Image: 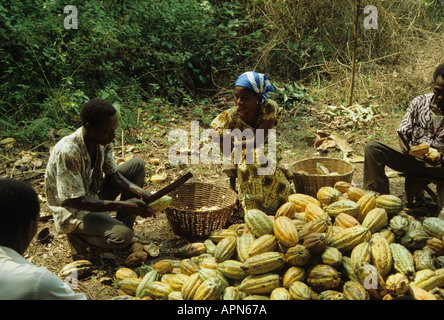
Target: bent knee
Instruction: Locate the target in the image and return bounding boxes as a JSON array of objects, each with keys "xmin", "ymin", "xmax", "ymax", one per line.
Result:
[
  {"xmin": 107, "ymin": 224, "xmax": 134, "ymax": 249},
  {"xmin": 364, "ymin": 141, "xmax": 384, "ymax": 155},
  {"xmin": 132, "ymin": 157, "xmax": 146, "ymax": 171}
]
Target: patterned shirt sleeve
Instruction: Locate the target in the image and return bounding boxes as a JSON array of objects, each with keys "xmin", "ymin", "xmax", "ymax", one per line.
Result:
[
  {"xmin": 211, "ymin": 109, "xmax": 235, "ymax": 136},
  {"xmin": 397, "ymin": 100, "xmax": 415, "ymax": 139},
  {"xmin": 54, "ymin": 146, "xmax": 86, "ymax": 202},
  {"xmin": 397, "ymin": 94, "xmax": 435, "ymax": 146},
  {"xmin": 103, "ymin": 144, "xmax": 118, "ymax": 175}
]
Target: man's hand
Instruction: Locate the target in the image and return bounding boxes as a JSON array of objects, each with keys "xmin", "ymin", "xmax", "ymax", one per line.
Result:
[
  {"xmin": 120, "ymin": 198, "xmax": 156, "ymax": 218},
  {"xmin": 398, "ymin": 135, "xmax": 411, "ymax": 156},
  {"xmin": 424, "ymin": 148, "xmax": 443, "ymax": 166}
]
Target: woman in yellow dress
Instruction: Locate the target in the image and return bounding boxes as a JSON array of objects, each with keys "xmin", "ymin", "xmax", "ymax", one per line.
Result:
[{"xmin": 210, "ymin": 71, "xmax": 293, "ymax": 215}]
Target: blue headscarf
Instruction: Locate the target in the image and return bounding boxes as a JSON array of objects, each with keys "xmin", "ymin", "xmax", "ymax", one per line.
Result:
[{"xmin": 234, "ymin": 71, "xmax": 274, "ymax": 103}]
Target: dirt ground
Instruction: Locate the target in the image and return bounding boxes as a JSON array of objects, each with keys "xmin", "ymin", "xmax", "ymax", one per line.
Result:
[{"xmin": 2, "ymin": 99, "xmax": 409, "ymax": 300}]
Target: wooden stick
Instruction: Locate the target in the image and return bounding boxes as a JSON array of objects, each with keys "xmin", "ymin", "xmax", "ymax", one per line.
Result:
[
  {"xmin": 121, "ymin": 129, "xmax": 125, "ymax": 160},
  {"xmin": 348, "ymin": 0, "xmax": 361, "ymax": 106}
]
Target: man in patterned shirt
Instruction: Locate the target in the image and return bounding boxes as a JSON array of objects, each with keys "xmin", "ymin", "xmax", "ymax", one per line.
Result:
[
  {"xmin": 45, "ymin": 99, "xmax": 154, "ymax": 259},
  {"xmin": 363, "ymin": 63, "xmax": 444, "ymax": 208}
]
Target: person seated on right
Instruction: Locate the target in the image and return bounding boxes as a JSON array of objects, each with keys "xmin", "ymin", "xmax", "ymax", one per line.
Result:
[{"xmin": 363, "ymin": 63, "xmax": 444, "ymax": 210}]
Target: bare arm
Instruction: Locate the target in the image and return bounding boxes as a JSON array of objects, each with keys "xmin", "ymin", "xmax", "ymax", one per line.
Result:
[
  {"xmin": 64, "ymin": 171, "xmax": 154, "ymax": 218},
  {"xmin": 105, "ymin": 171, "xmax": 149, "ymax": 199},
  {"xmin": 64, "ymin": 196, "xmax": 154, "ymax": 218}
]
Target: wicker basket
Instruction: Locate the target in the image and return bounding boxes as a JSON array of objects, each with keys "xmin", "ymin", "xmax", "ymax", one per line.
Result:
[
  {"xmin": 290, "ymin": 157, "xmax": 355, "ymax": 197},
  {"xmin": 165, "ymin": 182, "xmax": 238, "ymax": 239}
]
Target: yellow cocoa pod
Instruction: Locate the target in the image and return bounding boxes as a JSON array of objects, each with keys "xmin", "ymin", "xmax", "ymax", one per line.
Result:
[
  {"xmin": 362, "ymin": 208, "xmax": 388, "ymax": 233},
  {"xmin": 342, "ymin": 281, "xmax": 370, "ymax": 300},
  {"xmin": 356, "ymin": 193, "xmax": 376, "ymax": 223},
  {"xmin": 143, "ymin": 281, "xmax": 173, "ymax": 300},
  {"xmin": 334, "ymin": 181, "xmax": 352, "ymax": 193},
  {"xmin": 321, "ymin": 246, "xmax": 342, "ymax": 267},
  {"xmin": 270, "ymin": 287, "xmax": 292, "ymax": 300},
  {"xmin": 273, "ymin": 216, "xmax": 299, "ymax": 247},
  {"xmin": 193, "ymin": 277, "xmax": 224, "ymax": 300},
  {"xmin": 248, "ymin": 234, "xmax": 278, "ymax": 256},
  {"xmin": 306, "ymin": 264, "xmax": 341, "ymax": 292},
  {"xmin": 241, "ymin": 252, "xmax": 285, "ymax": 275},
  {"xmin": 305, "ymin": 202, "xmax": 330, "ymax": 222},
  {"xmin": 317, "ymin": 186, "xmax": 341, "ymax": 206},
  {"xmin": 117, "ymin": 278, "xmax": 142, "ymax": 296},
  {"xmin": 334, "ymin": 213, "xmax": 360, "ymax": 229},
  {"xmin": 153, "ymin": 259, "xmax": 175, "ymax": 274},
  {"xmin": 180, "ymin": 258, "xmax": 200, "ymax": 275},
  {"xmin": 350, "ymin": 241, "xmax": 371, "ymax": 273},
  {"xmin": 244, "ymin": 209, "xmax": 274, "ymax": 238},
  {"xmin": 288, "ymin": 281, "xmax": 312, "ymax": 300},
  {"xmin": 236, "ymin": 233, "xmax": 255, "ymax": 263},
  {"xmin": 386, "ymin": 273, "xmax": 410, "ymax": 296},
  {"xmin": 375, "ymin": 194, "xmax": 403, "ymax": 214},
  {"xmin": 409, "ymin": 285, "xmax": 437, "ymax": 300},
  {"xmin": 282, "ymin": 266, "xmax": 306, "ymax": 288},
  {"xmin": 115, "ymin": 267, "xmax": 138, "ymax": 280},
  {"xmin": 181, "ymin": 273, "xmax": 203, "ymax": 300},
  {"xmin": 408, "ymin": 142, "xmax": 429, "ymax": 157},
  {"xmin": 346, "ymin": 186, "xmax": 367, "ymax": 202},
  {"xmin": 288, "ymin": 193, "xmax": 322, "ymax": 212},
  {"xmin": 148, "ymin": 195, "xmax": 172, "ymax": 213},
  {"xmin": 275, "ymin": 201, "xmax": 298, "ymax": 219},
  {"xmin": 327, "ymin": 225, "xmax": 370, "ymax": 252},
  {"xmin": 214, "ymin": 235, "xmax": 237, "ymax": 262},
  {"xmin": 238, "ymin": 273, "xmax": 280, "ymax": 295},
  {"xmin": 208, "ymin": 229, "xmax": 238, "ymax": 243},
  {"xmin": 217, "ymin": 260, "xmax": 248, "ymax": 280},
  {"xmin": 412, "ymin": 269, "xmax": 439, "ymax": 291},
  {"xmin": 325, "ymin": 200, "xmax": 360, "ymax": 219},
  {"xmin": 369, "ymin": 233, "xmax": 393, "ymax": 277}
]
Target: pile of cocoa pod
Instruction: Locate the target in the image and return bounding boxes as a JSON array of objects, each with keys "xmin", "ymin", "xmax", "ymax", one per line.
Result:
[{"xmin": 112, "ymin": 182, "xmax": 444, "ymax": 300}]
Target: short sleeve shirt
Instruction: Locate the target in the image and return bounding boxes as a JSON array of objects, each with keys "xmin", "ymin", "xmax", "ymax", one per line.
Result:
[
  {"xmin": 397, "ymin": 93, "xmax": 444, "ymax": 152},
  {"xmin": 0, "ymin": 246, "xmax": 86, "ymax": 300},
  {"xmin": 44, "ymin": 127, "xmax": 118, "ymax": 234}
]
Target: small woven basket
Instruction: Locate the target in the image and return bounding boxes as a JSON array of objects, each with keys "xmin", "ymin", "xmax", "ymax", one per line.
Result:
[
  {"xmin": 290, "ymin": 157, "xmax": 354, "ymax": 197},
  {"xmin": 165, "ymin": 182, "xmax": 238, "ymax": 239}
]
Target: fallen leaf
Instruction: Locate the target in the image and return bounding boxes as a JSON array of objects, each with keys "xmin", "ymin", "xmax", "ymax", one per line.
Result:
[{"xmin": 0, "ymin": 137, "xmax": 16, "ymax": 146}]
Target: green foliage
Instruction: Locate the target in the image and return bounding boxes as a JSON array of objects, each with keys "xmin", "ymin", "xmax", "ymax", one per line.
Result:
[
  {"xmin": 0, "ymin": 0, "xmax": 263, "ymax": 142},
  {"xmin": 0, "ymin": 0, "xmax": 442, "ymax": 143},
  {"xmin": 273, "ymin": 81, "xmax": 315, "ymax": 109}
]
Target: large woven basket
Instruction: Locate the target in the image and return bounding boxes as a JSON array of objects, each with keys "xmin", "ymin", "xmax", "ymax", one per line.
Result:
[
  {"xmin": 290, "ymin": 157, "xmax": 354, "ymax": 197},
  {"xmin": 165, "ymin": 182, "xmax": 238, "ymax": 239}
]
